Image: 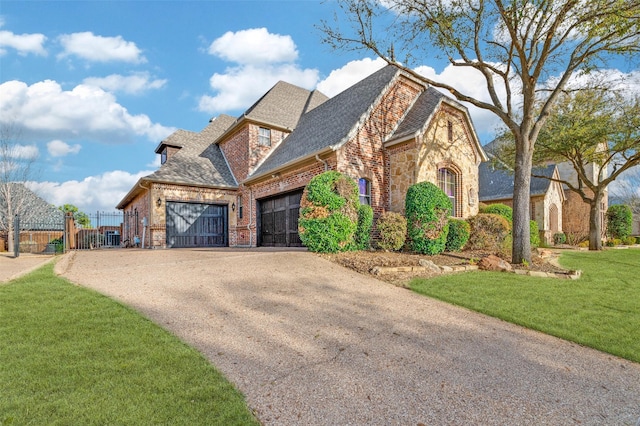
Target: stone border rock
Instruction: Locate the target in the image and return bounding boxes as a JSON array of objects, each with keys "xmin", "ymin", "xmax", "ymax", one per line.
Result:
[{"xmin": 371, "ymin": 258, "xmax": 582, "ymax": 280}]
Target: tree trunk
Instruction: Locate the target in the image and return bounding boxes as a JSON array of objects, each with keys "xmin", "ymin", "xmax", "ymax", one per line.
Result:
[
  {"xmin": 512, "ymin": 142, "xmax": 532, "ymax": 264},
  {"xmin": 588, "ymin": 192, "xmax": 604, "ymax": 250}
]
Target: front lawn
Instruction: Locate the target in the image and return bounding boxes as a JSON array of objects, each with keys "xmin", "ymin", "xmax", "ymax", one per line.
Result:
[
  {"xmin": 410, "ymin": 248, "xmax": 640, "ymax": 363},
  {"xmin": 0, "ymin": 264, "xmax": 259, "ymax": 425}
]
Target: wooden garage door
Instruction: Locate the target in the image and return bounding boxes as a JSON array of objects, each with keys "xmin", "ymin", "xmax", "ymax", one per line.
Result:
[
  {"xmin": 259, "ymin": 190, "xmax": 303, "ymax": 247},
  {"xmin": 166, "ymin": 202, "xmax": 228, "ymax": 248}
]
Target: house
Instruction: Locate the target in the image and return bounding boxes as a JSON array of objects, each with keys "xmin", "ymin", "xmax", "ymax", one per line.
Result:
[
  {"xmin": 478, "ymin": 163, "xmax": 565, "ymax": 244},
  {"xmin": 117, "ymin": 65, "xmax": 487, "ymax": 248},
  {"xmin": 479, "ymin": 143, "xmax": 608, "ymax": 244},
  {"xmin": 0, "ymin": 183, "xmax": 64, "ymax": 252}
]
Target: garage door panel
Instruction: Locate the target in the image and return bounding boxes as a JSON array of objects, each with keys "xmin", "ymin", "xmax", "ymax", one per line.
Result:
[
  {"xmin": 166, "ymin": 202, "xmax": 228, "ymax": 248},
  {"xmin": 259, "ymin": 190, "xmax": 303, "ymax": 247}
]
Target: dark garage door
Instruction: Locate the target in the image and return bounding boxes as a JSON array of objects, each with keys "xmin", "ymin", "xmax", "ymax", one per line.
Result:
[
  {"xmin": 259, "ymin": 190, "xmax": 303, "ymax": 247},
  {"xmin": 166, "ymin": 202, "xmax": 228, "ymax": 248}
]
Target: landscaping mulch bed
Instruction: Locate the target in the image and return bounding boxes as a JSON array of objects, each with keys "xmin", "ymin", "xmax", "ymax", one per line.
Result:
[{"xmin": 321, "ymin": 249, "xmax": 568, "ymax": 285}]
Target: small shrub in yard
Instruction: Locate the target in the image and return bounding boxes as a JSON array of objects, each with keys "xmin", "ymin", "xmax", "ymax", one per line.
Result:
[
  {"xmin": 623, "ymin": 236, "xmax": 637, "ymax": 245},
  {"xmin": 553, "ymin": 232, "xmax": 567, "ymax": 245},
  {"xmin": 376, "ymin": 211, "xmax": 407, "ymax": 251},
  {"xmin": 578, "ymin": 240, "xmax": 590, "ymax": 248},
  {"xmin": 405, "ymin": 182, "xmax": 451, "ymax": 255},
  {"xmin": 354, "ymin": 204, "xmax": 374, "ymax": 250},
  {"xmin": 637, "ymin": 236, "xmax": 640, "ymax": 244},
  {"xmin": 530, "ymin": 220, "xmax": 540, "ymax": 249},
  {"xmin": 606, "ymin": 238, "xmax": 623, "ymax": 247},
  {"xmin": 607, "ymin": 204, "xmax": 633, "ymax": 240},
  {"xmin": 298, "ymin": 171, "xmax": 359, "ymax": 253},
  {"xmin": 467, "ymin": 213, "xmax": 511, "ymax": 251},
  {"xmin": 480, "ymin": 203, "xmax": 513, "ymax": 223},
  {"xmin": 445, "ymin": 218, "xmax": 470, "ymax": 252}
]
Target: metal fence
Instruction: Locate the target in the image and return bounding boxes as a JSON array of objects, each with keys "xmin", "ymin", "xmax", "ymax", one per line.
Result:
[
  {"xmin": 69, "ymin": 211, "xmax": 137, "ymax": 250},
  {"xmin": 8, "ymin": 211, "xmax": 138, "ymax": 256}
]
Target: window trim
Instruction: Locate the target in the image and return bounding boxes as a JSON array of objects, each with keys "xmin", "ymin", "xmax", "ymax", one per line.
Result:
[
  {"xmin": 258, "ymin": 127, "xmax": 271, "ymax": 146},
  {"xmin": 438, "ymin": 167, "xmax": 459, "ymax": 217},
  {"xmin": 358, "ymin": 178, "xmax": 371, "ymax": 206}
]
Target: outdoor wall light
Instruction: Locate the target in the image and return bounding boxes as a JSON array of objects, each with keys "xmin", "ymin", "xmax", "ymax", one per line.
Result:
[
  {"xmin": 231, "ymin": 202, "xmax": 236, "ymax": 211},
  {"xmin": 156, "ymin": 198, "xmax": 162, "ymax": 207}
]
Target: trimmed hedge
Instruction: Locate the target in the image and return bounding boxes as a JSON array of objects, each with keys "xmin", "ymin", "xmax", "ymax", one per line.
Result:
[
  {"xmin": 530, "ymin": 220, "xmax": 540, "ymax": 249},
  {"xmin": 354, "ymin": 204, "xmax": 374, "ymax": 250},
  {"xmin": 480, "ymin": 203, "xmax": 513, "ymax": 222},
  {"xmin": 467, "ymin": 213, "xmax": 511, "ymax": 251},
  {"xmin": 298, "ymin": 171, "xmax": 359, "ymax": 253},
  {"xmin": 376, "ymin": 211, "xmax": 407, "ymax": 251},
  {"xmin": 607, "ymin": 204, "xmax": 633, "ymax": 240},
  {"xmin": 445, "ymin": 218, "xmax": 470, "ymax": 252},
  {"xmin": 405, "ymin": 182, "xmax": 451, "ymax": 255},
  {"xmin": 553, "ymin": 232, "xmax": 567, "ymax": 245}
]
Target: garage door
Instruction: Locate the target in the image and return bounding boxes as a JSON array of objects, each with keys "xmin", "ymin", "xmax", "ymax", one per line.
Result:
[
  {"xmin": 259, "ymin": 190, "xmax": 303, "ymax": 247},
  {"xmin": 166, "ymin": 202, "xmax": 228, "ymax": 248}
]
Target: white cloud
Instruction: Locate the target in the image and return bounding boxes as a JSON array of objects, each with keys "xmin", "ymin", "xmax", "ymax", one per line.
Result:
[
  {"xmin": 414, "ymin": 62, "xmax": 508, "ymax": 141},
  {"xmin": 0, "ymin": 79, "xmax": 175, "ymax": 143},
  {"xmin": 47, "ymin": 140, "xmax": 81, "ymax": 157},
  {"xmin": 0, "ymin": 29, "xmax": 47, "ymax": 56},
  {"xmin": 83, "ymin": 72, "xmax": 167, "ymax": 95},
  {"xmin": 199, "ymin": 28, "xmax": 321, "ymax": 114},
  {"xmin": 208, "ymin": 28, "xmax": 297, "ymax": 65},
  {"xmin": 199, "ymin": 64, "xmax": 319, "ymax": 113},
  {"xmin": 8, "ymin": 144, "xmax": 39, "ymax": 160},
  {"xmin": 316, "ymin": 57, "xmax": 387, "ymax": 97},
  {"xmin": 58, "ymin": 32, "xmax": 146, "ymax": 63},
  {"xmin": 27, "ymin": 169, "xmax": 153, "ymax": 213}
]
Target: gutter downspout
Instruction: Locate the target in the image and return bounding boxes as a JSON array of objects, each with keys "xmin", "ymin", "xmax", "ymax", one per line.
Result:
[{"xmin": 315, "ymin": 154, "xmax": 329, "ymax": 171}]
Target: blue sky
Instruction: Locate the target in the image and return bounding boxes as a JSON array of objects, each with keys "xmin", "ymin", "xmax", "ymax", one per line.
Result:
[{"xmin": 1, "ymin": 0, "xmax": 638, "ymax": 213}]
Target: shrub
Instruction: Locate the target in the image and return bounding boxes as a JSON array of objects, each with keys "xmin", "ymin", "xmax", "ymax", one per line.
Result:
[
  {"xmin": 376, "ymin": 211, "xmax": 407, "ymax": 251},
  {"xmin": 467, "ymin": 213, "xmax": 511, "ymax": 251},
  {"xmin": 607, "ymin": 204, "xmax": 633, "ymax": 240},
  {"xmin": 354, "ymin": 204, "xmax": 373, "ymax": 250},
  {"xmin": 445, "ymin": 218, "xmax": 470, "ymax": 252},
  {"xmin": 405, "ymin": 182, "xmax": 452, "ymax": 255},
  {"xmin": 637, "ymin": 236, "xmax": 640, "ymax": 244},
  {"xmin": 553, "ymin": 232, "xmax": 567, "ymax": 245},
  {"xmin": 298, "ymin": 171, "xmax": 359, "ymax": 253},
  {"xmin": 480, "ymin": 203, "xmax": 513, "ymax": 223},
  {"xmin": 623, "ymin": 236, "xmax": 637, "ymax": 246},
  {"xmin": 578, "ymin": 240, "xmax": 590, "ymax": 248},
  {"xmin": 530, "ymin": 220, "xmax": 540, "ymax": 249}
]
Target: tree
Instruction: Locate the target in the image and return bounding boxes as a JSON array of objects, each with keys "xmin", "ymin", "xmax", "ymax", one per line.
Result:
[
  {"xmin": 494, "ymin": 89, "xmax": 640, "ymax": 250},
  {"xmin": 58, "ymin": 204, "xmax": 91, "ymax": 228},
  {"xmin": 610, "ymin": 167, "xmax": 640, "ymax": 217},
  {"xmin": 321, "ymin": 0, "xmax": 640, "ymax": 263},
  {"xmin": 0, "ymin": 122, "xmax": 39, "ymax": 253}
]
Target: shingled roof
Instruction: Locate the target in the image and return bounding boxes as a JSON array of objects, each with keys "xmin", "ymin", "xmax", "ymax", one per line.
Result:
[
  {"xmin": 389, "ymin": 87, "xmax": 448, "ymax": 142},
  {"xmin": 0, "ymin": 183, "xmax": 63, "ymax": 229},
  {"xmin": 250, "ymin": 65, "xmax": 402, "ymax": 179},
  {"xmin": 479, "ymin": 162, "xmax": 557, "ymax": 201},
  {"xmin": 241, "ymin": 81, "xmax": 329, "ymax": 130},
  {"xmin": 116, "ymin": 115, "xmax": 237, "ymax": 209}
]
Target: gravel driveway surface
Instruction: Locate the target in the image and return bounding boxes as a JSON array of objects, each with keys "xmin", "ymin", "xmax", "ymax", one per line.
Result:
[{"xmin": 60, "ymin": 248, "xmax": 640, "ymax": 425}]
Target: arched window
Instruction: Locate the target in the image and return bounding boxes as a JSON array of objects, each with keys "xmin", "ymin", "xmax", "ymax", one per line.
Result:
[
  {"xmin": 549, "ymin": 204, "xmax": 559, "ymax": 233},
  {"xmin": 358, "ymin": 178, "xmax": 371, "ymax": 205},
  {"xmin": 438, "ymin": 167, "xmax": 458, "ymax": 216}
]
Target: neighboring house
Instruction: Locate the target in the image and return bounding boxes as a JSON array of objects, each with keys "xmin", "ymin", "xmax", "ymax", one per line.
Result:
[
  {"xmin": 478, "ymin": 163, "xmax": 565, "ymax": 244},
  {"xmin": 0, "ymin": 183, "xmax": 64, "ymax": 252},
  {"xmin": 117, "ymin": 65, "xmax": 487, "ymax": 249},
  {"xmin": 479, "ymin": 141, "xmax": 608, "ymax": 243}
]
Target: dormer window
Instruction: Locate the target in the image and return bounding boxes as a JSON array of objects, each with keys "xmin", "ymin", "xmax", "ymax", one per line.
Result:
[
  {"xmin": 161, "ymin": 147, "xmax": 168, "ymax": 165},
  {"xmin": 258, "ymin": 127, "xmax": 271, "ymax": 146}
]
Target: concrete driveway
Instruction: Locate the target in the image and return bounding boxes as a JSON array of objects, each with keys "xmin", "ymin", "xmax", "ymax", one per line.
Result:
[{"xmin": 60, "ymin": 248, "xmax": 640, "ymax": 425}]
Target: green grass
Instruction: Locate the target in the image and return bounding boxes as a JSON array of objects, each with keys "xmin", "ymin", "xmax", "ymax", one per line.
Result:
[
  {"xmin": 0, "ymin": 264, "xmax": 259, "ymax": 425},
  {"xmin": 410, "ymin": 248, "xmax": 640, "ymax": 363}
]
